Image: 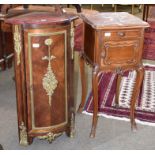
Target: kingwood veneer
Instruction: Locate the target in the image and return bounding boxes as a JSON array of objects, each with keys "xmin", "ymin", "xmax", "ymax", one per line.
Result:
[{"xmin": 6, "ymin": 11, "xmax": 77, "ymax": 145}]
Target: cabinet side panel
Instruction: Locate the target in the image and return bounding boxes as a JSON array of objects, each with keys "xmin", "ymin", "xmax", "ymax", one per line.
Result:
[{"xmin": 84, "ymin": 23, "xmax": 95, "ymax": 62}]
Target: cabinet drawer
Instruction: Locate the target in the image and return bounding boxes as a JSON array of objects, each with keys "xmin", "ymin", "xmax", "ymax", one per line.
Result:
[
  {"xmin": 103, "ymin": 29, "xmax": 141, "ymax": 41},
  {"xmin": 100, "ymin": 40, "xmax": 140, "ymax": 67}
]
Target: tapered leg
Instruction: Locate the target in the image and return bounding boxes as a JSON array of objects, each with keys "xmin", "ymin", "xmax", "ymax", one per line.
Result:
[
  {"xmin": 90, "ymin": 66, "xmax": 99, "ymax": 138},
  {"xmin": 130, "ymin": 66, "xmax": 144, "ymax": 131},
  {"xmin": 115, "ymin": 74, "xmax": 122, "ymax": 107},
  {"xmin": 77, "ymin": 54, "xmax": 87, "ymax": 113}
]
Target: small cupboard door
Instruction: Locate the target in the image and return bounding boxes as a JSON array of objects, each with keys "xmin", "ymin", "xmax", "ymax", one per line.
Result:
[
  {"xmin": 100, "ymin": 40, "xmax": 140, "ymax": 67},
  {"xmin": 24, "ymin": 28, "xmax": 68, "ymax": 133}
]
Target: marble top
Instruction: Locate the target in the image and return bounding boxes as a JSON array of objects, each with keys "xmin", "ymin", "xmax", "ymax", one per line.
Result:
[{"xmin": 81, "ymin": 12, "xmax": 149, "ymax": 29}]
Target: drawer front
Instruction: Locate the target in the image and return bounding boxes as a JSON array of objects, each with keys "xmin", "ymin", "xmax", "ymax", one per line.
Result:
[
  {"xmin": 103, "ymin": 29, "xmax": 141, "ymax": 41},
  {"xmin": 100, "ymin": 40, "xmax": 140, "ymax": 67},
  {"xmin": 25, "ymin": 29, "xmax": 68, "ymax": 131}
]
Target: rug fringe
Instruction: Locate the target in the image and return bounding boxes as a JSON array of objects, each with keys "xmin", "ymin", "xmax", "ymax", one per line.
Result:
[{"xmin": 82, "ymin": 111, "xmax": 155, "ymax": 127}]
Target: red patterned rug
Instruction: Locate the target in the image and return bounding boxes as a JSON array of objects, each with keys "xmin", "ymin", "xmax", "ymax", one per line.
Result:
[{"xmin": 84, "ymin": 65, "xmax": 155, "ymax": 126}]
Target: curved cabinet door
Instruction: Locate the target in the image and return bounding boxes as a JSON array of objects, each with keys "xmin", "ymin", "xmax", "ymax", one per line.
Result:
[{"xmin": 24, "ymin": 27, "xmax": 68, "ymax": 134}]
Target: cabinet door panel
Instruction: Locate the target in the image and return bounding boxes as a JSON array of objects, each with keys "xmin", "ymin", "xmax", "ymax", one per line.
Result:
[
  {"xmin": 26, "ymin": 30, "xmax": 67, "ymax": 130},
  {"xmin": 101, "ymin": 40, "xmax": 140, "ymax": 67}
]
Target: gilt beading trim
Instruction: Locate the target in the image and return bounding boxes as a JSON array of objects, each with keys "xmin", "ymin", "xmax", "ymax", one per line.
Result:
[
  {"xmin": 19, "ymin": 122, "xmax": 28, "ymax": 146},
  {"xmin": 37, "ymin": 132, "xmax": 63, "ymax": 143},
  {"xmin": 13, "ymin": 25, "xmax": 22, "ymax": 66},
  {"xmin": 28, "ymin": 31, "xmax": 68, "ymax": 130},
  {"xmin": 70, "ymin": 22, "xmax": 75, "ymax": 60}
]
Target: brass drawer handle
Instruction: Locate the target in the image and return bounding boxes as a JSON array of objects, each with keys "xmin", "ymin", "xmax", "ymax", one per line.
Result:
[{"xmin": 117, "ymin": 32, "xmax": 125, "ymax": 37}]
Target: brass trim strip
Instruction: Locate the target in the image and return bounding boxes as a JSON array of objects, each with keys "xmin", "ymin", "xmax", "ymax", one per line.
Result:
[
  {"xmin": 28, "ymin": 30, "xmax": 67, "ymax": 130},
  {"xmin": 19, "ymin": 121, "xmax": 28, "ymax": 146},
  {"xmin": 37, "ymin": 132, "xmax": 63, "ymax": 143},
  {"xmin": 13, "ymin": 25, "xmax": 22, "ymax": 65},
  {"xmin": 70, "ymin": 22, "xmax": 75, "ymax": 60}
]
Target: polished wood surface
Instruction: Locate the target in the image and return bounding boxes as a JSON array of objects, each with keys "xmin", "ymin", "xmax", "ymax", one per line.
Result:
[
  {"xmin": 6, "ymin": 11, "xmax": 77, "ymax": 25},
  {"xmin": 90, "ymin": 65, "xmax": 100, "ymax": 138},
  {"xmin": 78, "ymin": 12, "xmax": 149, "ymax": 137},
  {"xmin": 130, "ymin": 66, "xmax": 144, "ymax": 131},
  {"xmin": 77, "ymin": 54, "xmax": 87, "ymax": 113},
  {"xmin": 6, "ymin": 12, "xmax": 77, "ymax": 145}
]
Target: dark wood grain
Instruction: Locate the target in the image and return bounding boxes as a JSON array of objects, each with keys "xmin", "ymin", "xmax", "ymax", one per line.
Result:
[
  {"xmin": 90, "ymin": 65, "xmax": 100, "ymax": 138},
  {"xmin": 130, "ymin": 66, "xmax": 144, "ymax": 131}
]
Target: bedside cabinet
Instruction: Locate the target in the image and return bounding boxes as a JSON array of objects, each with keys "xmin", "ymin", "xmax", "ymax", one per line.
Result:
[
  {"xmin": 6, "ymin": 12, "xmax": 77, "ymax": 145},
  {"xmin": 78, "ymin": 12, "xmax": 149, "ymax": 137}
]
